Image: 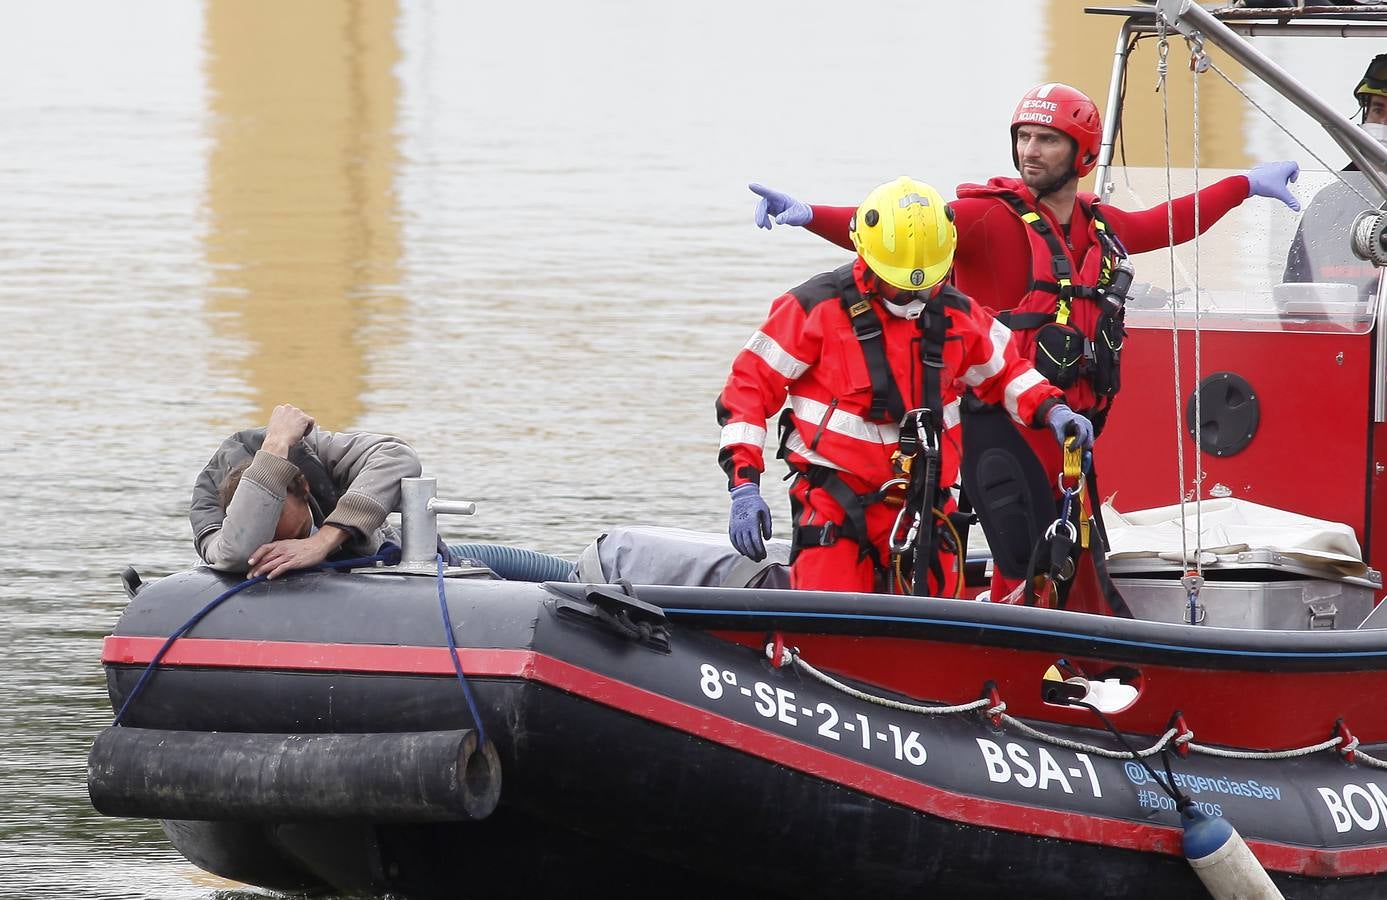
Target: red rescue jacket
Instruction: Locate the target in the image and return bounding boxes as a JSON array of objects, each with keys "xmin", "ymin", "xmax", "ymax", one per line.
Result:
[{"xmin": 717, "ymin": 258, "xmax": 1062, "ymax": 493}]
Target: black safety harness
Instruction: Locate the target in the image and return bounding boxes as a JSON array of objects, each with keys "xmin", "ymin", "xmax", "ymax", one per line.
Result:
[
  {"xmin": 781, "ymin": 266, "xmax": 955, "ymax": 591},
  {"xmin": 992, "ymin": 194, "xmax": 1131, "ymax": 430}
]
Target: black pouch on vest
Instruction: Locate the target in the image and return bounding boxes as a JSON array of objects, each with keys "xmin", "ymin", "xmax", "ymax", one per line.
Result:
[
  {"xmin": 1033, "ymin": 321, "xmax": 1085, "ymax": 388},
  {"xmin": 1092, "ymin": 311, "xmax": 1125, "ymax": 397}
]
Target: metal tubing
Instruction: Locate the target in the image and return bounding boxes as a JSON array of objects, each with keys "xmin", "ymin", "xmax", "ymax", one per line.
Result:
[
  {"xmin": 399, "ymin": 476, "xmax": 440, "ymax": 566},
  {"xmin": 1374, "ymin": 278, "xmax": 1387, "ymax": 423},
  {"xmin": 1156, "ymin": 0, "xmax": 1387, "ymax": 198},
  {"xmin": 1096, "ymin": 18, "xmax": 1137, "ymax": 202},
  {"xmin": 1230, "ymin": 24, "xmax": 1387, "ymax": 39},
  {"xmin": 429, "ymin": 498, "xmax": 477, "ymax": 516}
]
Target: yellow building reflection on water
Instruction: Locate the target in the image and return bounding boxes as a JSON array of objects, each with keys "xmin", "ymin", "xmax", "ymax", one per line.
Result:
[
  {"xmin": 1045, "ymin": 3, "xmax": 1251, "ymax": 182},
  {"xmin": 203, "ymin": 0, "xmax": 403, "ymax": 431}
]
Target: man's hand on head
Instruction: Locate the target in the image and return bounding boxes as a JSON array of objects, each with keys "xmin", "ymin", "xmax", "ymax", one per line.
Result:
[
  {"xmin": 248, "ymin": 525, "xmax": 349, "ymax": 580},
  {"xmin": 262, "ymin": 404, "xmax": 315, "ymax": 457}
]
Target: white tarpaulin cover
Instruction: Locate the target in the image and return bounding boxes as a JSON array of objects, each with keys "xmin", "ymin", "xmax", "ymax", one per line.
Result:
[{"xmin": 1103, "ymin": 498, "xmax": 1367, "ymax": 576}]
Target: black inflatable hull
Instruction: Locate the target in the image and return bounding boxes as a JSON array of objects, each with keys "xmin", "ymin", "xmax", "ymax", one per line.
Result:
[{"xmin": 94, "ymin": 567, "xmax": 1387, "ymax": 897}]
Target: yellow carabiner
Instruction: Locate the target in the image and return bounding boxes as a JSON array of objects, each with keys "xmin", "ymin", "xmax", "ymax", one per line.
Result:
[{"xmin": 1060, "ymin": 437, "xmax": 1090, "ymax": 548}]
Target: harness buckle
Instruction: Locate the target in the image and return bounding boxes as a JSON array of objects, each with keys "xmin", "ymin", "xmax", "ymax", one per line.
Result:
[{"xmin": 899, "ymin": 407, "xmax": 939, "ymax": 453}]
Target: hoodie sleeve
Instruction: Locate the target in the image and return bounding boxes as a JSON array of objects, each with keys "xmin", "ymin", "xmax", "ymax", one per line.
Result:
[{"xmin": 303, "ymin": 429, "xmax": 423, "ymax": 541}]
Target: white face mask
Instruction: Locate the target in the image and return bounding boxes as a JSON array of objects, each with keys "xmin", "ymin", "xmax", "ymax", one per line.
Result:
[
  {"xmin": 1362, "ymin": 122, "xmax": 1387, "ymax": 147},
  {"xmin": 882, "ymin": 295, "xmax": 926, "ymax": 320}
]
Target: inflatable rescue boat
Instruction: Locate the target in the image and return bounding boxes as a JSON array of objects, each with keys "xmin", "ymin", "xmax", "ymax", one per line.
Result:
[{"xmin": 89, "ymin": 4, "xmax": 1387, "ymax": 898}]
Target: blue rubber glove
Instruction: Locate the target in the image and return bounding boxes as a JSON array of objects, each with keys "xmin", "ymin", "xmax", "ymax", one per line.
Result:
[
  {"xmin": 1046, "ymin": 404, "xmax": 1095, "ymax": 450},
  {"xmin": 728, "ymin": 483, "xmax": 773, "ymax": 561},
  {"xmin": 749, "ymin": 183, "xmax": 813, "ymax": 230},
  {"xmin": 1246, "ymin": 161, "xmax": 1301, "ymax": 212}
]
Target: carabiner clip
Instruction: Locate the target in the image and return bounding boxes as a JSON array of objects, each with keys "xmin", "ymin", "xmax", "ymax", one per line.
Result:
[{"xmin": 890, "ymin": 504, "xmax": 918, "ymax": 555}]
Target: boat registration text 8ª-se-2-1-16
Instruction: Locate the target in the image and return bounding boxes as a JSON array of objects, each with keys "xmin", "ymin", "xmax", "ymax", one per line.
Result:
[
  {"xmin": 698, "ymin": 662, "xmax": 930, "ymax": 765},
  {"xmin": 697, "ymin": 661, "xmax": 1112, "ymax": 802},
  {"xmin": 696, "ymin": 658, "xmax": 1101, "ymax": 799},
  {"xmin": 691, "ymin": 658, "xmax": 1387, "ymax": 832}
]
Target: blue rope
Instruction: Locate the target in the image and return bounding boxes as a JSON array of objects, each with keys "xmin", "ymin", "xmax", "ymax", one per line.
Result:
[
  {"xmin": 112, "ymin": 574, "xmax": 267, "ymax": 726},
  {"xmin": 436, "ymin": 553, "xmax": 488, "ymax": 747},
  {"xmin": 112, "ymin": 543, "xmax": 402, "ymax": 727}
]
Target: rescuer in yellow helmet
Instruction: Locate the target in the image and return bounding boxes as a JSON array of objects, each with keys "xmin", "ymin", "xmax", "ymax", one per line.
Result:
[{"xmin": 717, "ymin": 176, "xmax": 1092, "ymax": 595}]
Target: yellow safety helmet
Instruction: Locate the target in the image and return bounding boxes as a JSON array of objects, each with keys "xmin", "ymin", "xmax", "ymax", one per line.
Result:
[{"xmin": 849, "ymin": 177, "xmax": 956, "ymax": 292}]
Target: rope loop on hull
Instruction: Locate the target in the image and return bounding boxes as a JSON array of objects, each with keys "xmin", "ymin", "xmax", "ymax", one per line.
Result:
[{"xmin": 774, "ymin": 643, "xmax": 1387, "ymax": 770}]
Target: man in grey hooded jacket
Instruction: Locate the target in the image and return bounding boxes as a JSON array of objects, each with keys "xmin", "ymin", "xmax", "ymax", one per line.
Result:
[{"xmin": 189, "ymin": 404, "xmax": 421, "ymax": 579}]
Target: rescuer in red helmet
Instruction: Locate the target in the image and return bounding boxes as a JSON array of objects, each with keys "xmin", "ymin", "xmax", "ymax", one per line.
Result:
[{"xmin": 746, "ymin": 82, "xmax": 1301, "ymax": 608}]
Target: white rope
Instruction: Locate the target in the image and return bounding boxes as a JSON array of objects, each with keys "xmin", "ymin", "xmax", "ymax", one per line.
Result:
[
  {"xmin": 1352, "ymin": 744, "xmax": 1387, "ymax": 770},
  {"xmin": 782, "ymin": 644, "xmax": 1386, "ymax": 768},
  {"xmin": 1157, "ymin": 22, "xmax": 1193, "ymax": 570},
  {"xmin": 1190, "ymin": 36, "xmax": 1205, "ymax": 579},
  {"xmin": 1188, "ymin": 736, "xmax": 1342, "ymax": 760},
  {"xmin": 778, "ymin": 647, "xmax": 992, "ymax": 716},
  {"xmin": 1000, "ymin": 715, "xmax": 1181, "ymax": 759}
]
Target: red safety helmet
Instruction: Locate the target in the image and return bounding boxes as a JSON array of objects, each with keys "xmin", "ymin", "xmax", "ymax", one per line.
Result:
[{"xmin": 1010, "ymin": 83, "xmax": 1102, "ymax": 177}]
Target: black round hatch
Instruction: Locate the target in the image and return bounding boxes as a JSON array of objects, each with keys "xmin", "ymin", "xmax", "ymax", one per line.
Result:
[{"xmin": 1185, "ymin": 372, "xmax": 1259, "ymax": 457}]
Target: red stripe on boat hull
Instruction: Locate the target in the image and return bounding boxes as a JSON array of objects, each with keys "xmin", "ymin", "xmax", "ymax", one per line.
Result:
[{"xmin": 101, "ymin": 634, "xmax": 1387, "ymax": 877}]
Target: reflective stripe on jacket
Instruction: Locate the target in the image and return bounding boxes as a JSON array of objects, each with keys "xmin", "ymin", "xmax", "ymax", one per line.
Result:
[{"xmin": 717, "ymin": 257, "xmax": 1061, "ymax": 491}]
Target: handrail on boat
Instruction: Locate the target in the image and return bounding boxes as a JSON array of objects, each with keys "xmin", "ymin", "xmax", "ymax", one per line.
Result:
[{"xmin": 1087, "ymin": 4, "xmax": 1387, "ymax": 202}]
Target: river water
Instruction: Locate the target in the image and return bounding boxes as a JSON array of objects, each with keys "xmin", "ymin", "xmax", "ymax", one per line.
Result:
[{"xmin": 0, "ymin": 2, "xmax": 1371, "ymax": 896}]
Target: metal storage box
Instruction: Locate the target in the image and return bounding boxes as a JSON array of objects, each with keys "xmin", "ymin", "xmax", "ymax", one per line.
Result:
[{"xmin": 1107, "ymin": 550, "xmax": 1381, "ymax": 631}]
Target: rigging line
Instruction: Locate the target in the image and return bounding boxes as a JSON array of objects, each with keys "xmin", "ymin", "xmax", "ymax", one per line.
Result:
[
  {"xmin": 1157, "ymin": 20, "xmax": 1192, "ymax": 571},
  {"xmin": 1207, "ymin": 59, "xmax": 1379, "ymax": 208},
  {"xmin": 1192, "ymin": 37, "xmax": 1205, "ymax": 576}
]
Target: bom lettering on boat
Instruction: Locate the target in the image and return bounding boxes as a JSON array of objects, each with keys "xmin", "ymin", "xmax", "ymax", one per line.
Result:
[{"xmin": 1319, "ymin": 783, "xmax": 1387, "ymax": 834}]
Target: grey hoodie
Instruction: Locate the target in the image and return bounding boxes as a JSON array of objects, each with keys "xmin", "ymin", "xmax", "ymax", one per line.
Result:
[{"xmin": 189, "ymin": 426, "xmax": 422, "ymax": 572}]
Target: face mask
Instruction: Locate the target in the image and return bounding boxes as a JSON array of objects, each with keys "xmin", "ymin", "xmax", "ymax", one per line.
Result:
[
  {"xmin": 1362, "ymin": 122, "xmax": 1387, "ymax": 147},
  {"xmin": 882, "ymin": 295, "xmax": 925, "ymax": 320}
]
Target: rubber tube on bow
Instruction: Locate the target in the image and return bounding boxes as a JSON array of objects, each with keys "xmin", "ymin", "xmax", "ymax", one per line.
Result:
[{"xmin": 88, "ymin": 727, "xmax": 501, "ymax": 823}]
